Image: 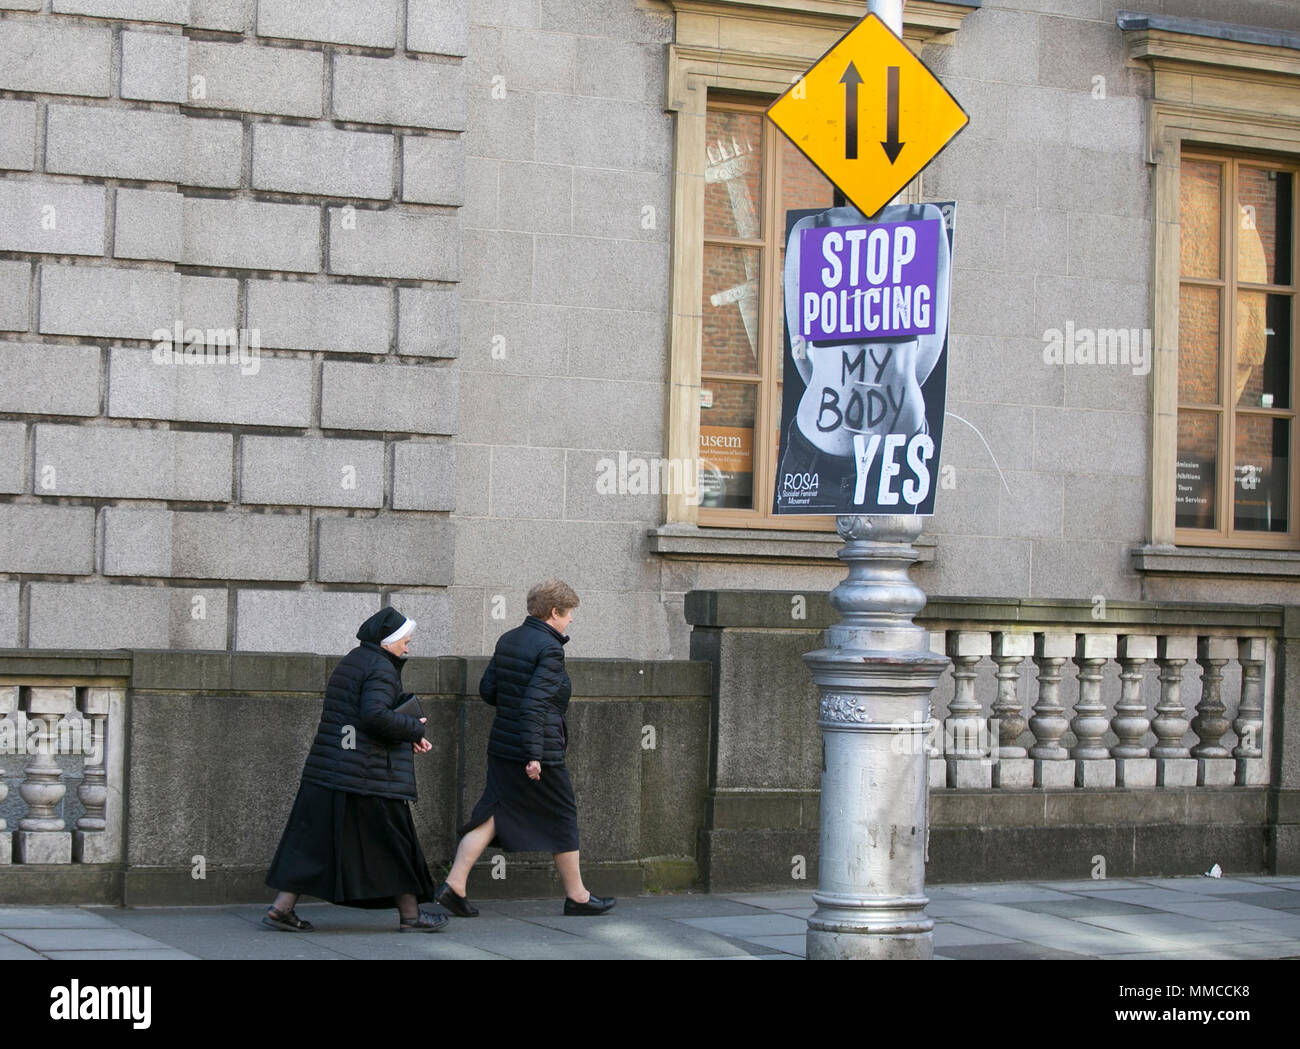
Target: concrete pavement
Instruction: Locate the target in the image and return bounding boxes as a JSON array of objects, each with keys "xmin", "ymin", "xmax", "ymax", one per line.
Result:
[{"xmin": 3, "ymin": 874, "xmax": 1300, "ymax": 960}]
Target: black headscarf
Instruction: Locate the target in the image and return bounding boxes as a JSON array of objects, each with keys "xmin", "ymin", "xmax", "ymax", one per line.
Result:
[{"xmin": 356, "ymin": 606, "xmax": 410, "ymax": 645}]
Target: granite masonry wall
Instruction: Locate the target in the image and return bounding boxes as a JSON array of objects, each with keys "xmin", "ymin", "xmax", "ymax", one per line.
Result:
[
  {"xmin": 449, "ymin": 0, "xmax": 682, "ymax": 659},
  {"xmin": 0, "ymin": 0, "xmax": 466, "ymax": 655},
  {"xmin": 449, "ymin": 0, "xmax": 1300, "ymax": 662},
  {"xmin": 6, "ymin": 0, "xmax": 1300, "ymax": 668}
]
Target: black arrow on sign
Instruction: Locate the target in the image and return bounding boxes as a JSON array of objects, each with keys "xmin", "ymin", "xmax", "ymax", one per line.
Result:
[
  {"xmin": 881, "ymin": 66, "xmax": 904, "ymax": 163},
  {"xmin": 840, "ymin": 61, "xmax": 863, "ymax": 159}
]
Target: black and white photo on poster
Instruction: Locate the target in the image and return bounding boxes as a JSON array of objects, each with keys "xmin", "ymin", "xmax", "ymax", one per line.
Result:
[{"xmin": 773, "ymin": 201, "xmax": 955, "ymax": 516}]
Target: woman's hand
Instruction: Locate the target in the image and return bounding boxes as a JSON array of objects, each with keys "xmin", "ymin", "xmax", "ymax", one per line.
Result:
[
  {"xmin": 525, "ymin": 760, "xmax": 541, "ymax": 781},
  {"xmin": 413, "ymin": 717, "xmax": 431, "ymax": 754}
]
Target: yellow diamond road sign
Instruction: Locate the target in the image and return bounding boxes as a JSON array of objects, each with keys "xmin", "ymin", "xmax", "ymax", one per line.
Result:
[{"xmin": 768, "ymin": 13, "xmax": 968, "ymax": 218}]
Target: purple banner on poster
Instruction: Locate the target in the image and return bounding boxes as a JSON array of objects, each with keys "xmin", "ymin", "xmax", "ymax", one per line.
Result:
[{"xmin": 798, "ymin": 219, "xmax": 941, "ymax": 342}]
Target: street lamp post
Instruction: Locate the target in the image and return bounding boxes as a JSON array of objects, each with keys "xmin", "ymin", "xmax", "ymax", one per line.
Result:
[
  {"xmin": 804, "ymin": 516, "xmax": 947, "ymax": 959},
  {"xmin": 869, "ymin": 0, "xmax": 905, "ymax": 33},
  {"xmin": 804, "ymin": 0, "xmax": 948, "ymax": 961}
]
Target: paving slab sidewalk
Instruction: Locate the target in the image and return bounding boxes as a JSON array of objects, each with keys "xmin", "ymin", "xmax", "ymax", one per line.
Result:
[{"xmin": 3, "ymin": 875, "xmax": 1299, "ymax": 960}]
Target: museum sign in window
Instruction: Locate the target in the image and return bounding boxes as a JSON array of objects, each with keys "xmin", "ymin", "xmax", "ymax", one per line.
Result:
[
  {"xmin": 699, "ymin": 100, "xmax": 836, "ymax": 524},
  {"xmin": 1176, "ymin": 154, "xmax": 1297, "ymax": 546}
]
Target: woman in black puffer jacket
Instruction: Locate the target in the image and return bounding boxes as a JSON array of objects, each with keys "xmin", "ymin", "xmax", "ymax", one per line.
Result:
[
  {"xmin": 434, "ymin": 579, "xmax": 615, "ymax": 918},
  {"xmin": 262, "ymin": 607, "xmax": 447, "ymax": 933}
]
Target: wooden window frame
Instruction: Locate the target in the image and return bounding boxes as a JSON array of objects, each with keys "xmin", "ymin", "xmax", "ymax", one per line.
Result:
[
  {"xmin": 1127, "ymin": 23, "xmax": 1300, "ymax": 547},
  {"xmin": 1175, "ymin": 151, "xmax": 1298, "ymax": 548},
  {"xmin": 698, "ymin": 97, "xmax": 844, "ymax": 528}
]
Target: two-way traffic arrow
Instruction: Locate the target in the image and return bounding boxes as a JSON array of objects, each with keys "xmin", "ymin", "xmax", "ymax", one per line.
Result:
[
  {"xmin": 841, "ymin": 62, "xmax": 905, "ymax": 164},
  {"xmin": 882, "ymin": 66, "xmax": 904, "ymax": 163},
  {"xmin": 840, "ymin": 61, "xmax": 863, "ymax": 160}
]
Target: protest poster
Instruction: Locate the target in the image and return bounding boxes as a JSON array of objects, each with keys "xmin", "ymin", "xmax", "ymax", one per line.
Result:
[{"xmin": 773, "ymin": 201, "xmax": 955, "ymax": 516}]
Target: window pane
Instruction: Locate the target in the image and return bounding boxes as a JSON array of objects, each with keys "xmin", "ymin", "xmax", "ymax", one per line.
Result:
[
  {"xmin": 699, "ymin": 382, "xmax": 757, "ymax": 510},
  {"xmin": 1234, "ymin": 414, "xmax": 1289, "ymax": 533},
  {"xmin": 704, "ymin": 111, "xmax": 762, "ymax": 240},
  {"xmin": 1176, "ymin": 411, "xmax": 1218, "ymax": 530},
  {"xmin": 779, "ymin": 134, "xmax": 835, "ymax": 215},
  {"xmin": 775, "ymin": 142, "xmax": 837, "ymax": 372},
  {"xmin": 1180, "ymin": 158, "xmax": 1221, "ymax": 280},
  {"xmin": 1235, "ymin": 291, "xmax": 1291, "ymax": 409},
  {"xmin": 703, "ymin": 243, "xmax": 761, "ymax": 375},
  {"xmin": 1178, "ymin": 284, "xmax": 1220, "ymax": 404},
  {"xmin": 1238, "ymin": 167, "xmax": 1293, "ymax": 286}
]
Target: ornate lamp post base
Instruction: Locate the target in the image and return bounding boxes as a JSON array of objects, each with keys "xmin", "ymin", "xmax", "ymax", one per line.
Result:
[
  {"xmin": 805, "ymin": 515, "xmax": 947, "ymax": 960},
  {"xmin": 807, "ymin": 919, "xmax": 934, "ymax": 961}
]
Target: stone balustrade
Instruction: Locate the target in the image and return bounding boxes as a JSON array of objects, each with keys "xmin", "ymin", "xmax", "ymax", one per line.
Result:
[
  {"xmin": 0, "ymin": 683, "xmax": 124, "ymax": 867},
  {"xmin": 683, "ymin": 591, "xmax": 1298, "ymax": 888},
  {"xmin": 0, "ymin": 605, "xmax": 1295, "ymax": 897},
  {"xmin": 928, "ymin": 628, "xmax": 1273, "ymax": 791}
]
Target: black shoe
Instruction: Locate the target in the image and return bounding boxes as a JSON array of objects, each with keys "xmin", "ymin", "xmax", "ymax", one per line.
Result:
[
  {"xmin": 564, "ymin": 893, "xmax": 616, "ymax": 916},
  {"xmin": 398, "ymin": 910, "xmax": 449, "ymax": 933},
  {"xmin": 435, "ymin": 881, "xmax": 479, "ymax": 917},
  {"xmin": 262, "ymin": 907, "xmax": 315, "ymax": 932}
]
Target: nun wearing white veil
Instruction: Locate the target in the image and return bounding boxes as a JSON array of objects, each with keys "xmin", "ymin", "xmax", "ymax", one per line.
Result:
[{"xmin": 263, "ymin": 607, "xmax": 448, "ymax": 933}]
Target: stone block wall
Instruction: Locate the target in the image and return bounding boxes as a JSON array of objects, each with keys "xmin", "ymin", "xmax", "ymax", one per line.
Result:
[
  {"xmin": 448, "ymin": 0, "xmax": 1298, "ymax": 662},
  {"xmin": 0, "ymin": 648, "xmax": 713, "ymax": 905},
  {"xmin": 0, "ymin": 0, "xmax": 464, "ymax": 655},
  {"xmin": 450, "ymin": 0, "xmax": 681, "ymax": 660},
  {"xmin": 913, "ymin": 1, "xmax": 1155, "ymax": 605},
  {"xmin": 6, "ymin": 0, "xmax": 1300, "ymax": 668}
]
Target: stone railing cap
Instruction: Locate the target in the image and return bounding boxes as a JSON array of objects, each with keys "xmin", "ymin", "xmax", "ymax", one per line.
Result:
[{"xmin": 685, "ymin": 590, "xmax": 1286, "ymax": 630}]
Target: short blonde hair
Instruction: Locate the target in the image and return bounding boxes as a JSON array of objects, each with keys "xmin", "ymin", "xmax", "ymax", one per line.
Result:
[{"xmin": 527, "ymin": 578, "xmax": 579, "ymax": 619}]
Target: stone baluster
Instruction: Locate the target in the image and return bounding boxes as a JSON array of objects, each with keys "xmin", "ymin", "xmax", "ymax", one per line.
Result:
[
  {"xmin": 73, "ymin": 689, "xmax": 110, "ymax": 862},
  {"xmin": 990, "ymin": 632, "xmax": 1033, "ymax": 788},
  {"xmin": 0, "ymin": 686, "xmax": 13, "ymax": 865},
  {"xmin": 1234, "ymin": 638, "xmax": 1267, "ymax": 786},
  {"xmin": 1029, "ymin": 632, "xmax": 1075, "ymax": 788},
  {"xmin": 1153, "ymin": 635, "xmax": 1197, "ymax": 786},
  {"xmin": 1113, "ymin": 635, "xmax": 1157, "ymax": 787},
  {"xmin": 15, "ymin": 687, "xmax": 76, "ymax": 864},
  {"xmin": 1192, "ymin": 637, "xmax": 1236, "ymax": 786},
  {"xmin": 1071, "ymin": 634, "xmax": 1117, "ymax": 786},
  {"xmin": 945, "ymin": 631, "xmax": 992, "ymax": 788}
]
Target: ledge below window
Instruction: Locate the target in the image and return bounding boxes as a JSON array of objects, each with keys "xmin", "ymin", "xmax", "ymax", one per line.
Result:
[
  {"xmin": 649, "ymin": 524, "xmax": 937, "ymax": 564},
  {"xmin": 1132, "ymin": 545, "xmax": 1300, "ymax": 578}
]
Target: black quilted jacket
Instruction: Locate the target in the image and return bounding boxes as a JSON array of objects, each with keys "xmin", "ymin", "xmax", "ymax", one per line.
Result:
[
  {"xmin": 480, "ymin": 616, "xmax": 571, "ymax": 766},
  {"xmin": 300, "ymin": 641, "xmax": 425, "ymax": 801}
]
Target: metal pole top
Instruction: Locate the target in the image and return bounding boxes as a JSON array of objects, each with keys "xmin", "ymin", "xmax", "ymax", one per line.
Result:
[{"xmin": 869, "ymin": 0, "xmax": 904, "ymax": 36}]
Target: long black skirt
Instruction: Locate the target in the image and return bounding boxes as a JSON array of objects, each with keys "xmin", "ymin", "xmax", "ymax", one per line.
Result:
[
  {"xmin": 458, "ymin": 755, "xmax": 580, "ymax": 853},
  {"xmin": 265, "ymin": 781, "xmax": 437, "ymax": 909}
]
